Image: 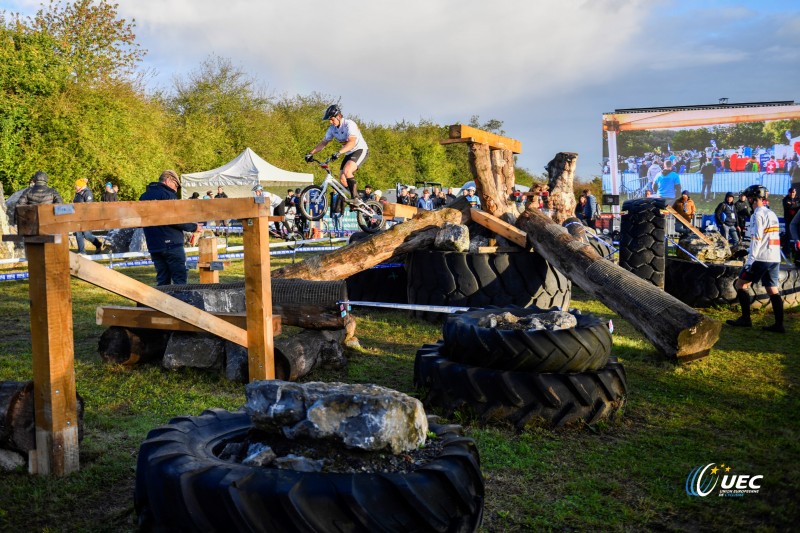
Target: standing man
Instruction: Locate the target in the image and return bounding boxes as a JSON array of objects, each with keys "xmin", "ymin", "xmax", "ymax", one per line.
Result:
[
  {"xmin": 715, "ymin": 192, "xmax": 740, "ymax": 246},
  {"xmin": 583, "ymin": 188, "xmax": 599, "ymax": 229},
  {"xmin": 214, "ymin": 185, "xmax": 229, "ymax": 230},
  {"xmin": 139, "ymin": 170, "xmax": 201, "ymax": 286},
  {"xmin": 73, "ymin": 178, "xmax": 104, "ymax": 254},
  {"xmin": 101, "ymin": 181, "xmax": 118, "ymax": 202},
  {"xmin": 726, "ymin": 185, "xmax": 784, "ymax": 333},
  {"xmin": 16, "ymin": 171, "xmax": 63, "ymax": 210},
  {"xmin": 734, "ymin": 192, "xmax": 752, "ymax": 240},
  {"xmin": 700, "ymin": 159, "xmax": 716, "ymax": 201},
  {"xmin": 416, "ymin": 189, "xmax": 434, "ymax": 210},
  {"xmin": 361, "ymin": 185, "xmax": 375, "ymax": 203},
  {"xmin": 397, "ymin": 186, "xmax": 411, "ymax": 205},
  {"xmin": 672, "ymin": 190, "xmax": 696, "ymax": 235},
  {"xmin": 782, "ymin": 187, "xmax": 800, "ymax": 259},
  {"xmin": 305, "ymin": 104, "xmax": 368, "ymax": 202},
  {"xmin": 653, "ymin": 161, "xmax": 681, "ymax": 202}
]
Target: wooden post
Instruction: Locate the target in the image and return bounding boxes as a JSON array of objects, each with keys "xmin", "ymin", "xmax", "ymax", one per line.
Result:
[
  {"xmin": 198, "ymin": 236, "xmax": 220, "ymax": 284},
  {"xmin": 25, "ymin": 237, "xmax": 79, "ymax": 475},
  {"xmin": 242, "ymin": 216, "xmax": 275, "ymax": 381},
  {"xmin": 468, "ymin": 143, "xmax": 514, "ymax": 221}
]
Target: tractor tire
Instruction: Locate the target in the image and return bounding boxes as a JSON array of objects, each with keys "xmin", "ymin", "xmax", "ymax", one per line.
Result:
[
  {"xmin": 135, "ymin": 409, "xmax": 484, "ymax": 533},
  {"xmin": 346, "ymin": 263, "xmax": 408, "ymax": 304},
  {"xmin": 414, "ymin": 342, "xmax": 627, "ymax": 429},
  {"xmin": 666, "ymin": 258, "xmax": 800, "ymax": 310},
  {"xmin": 441, "ymin": 307, "xmax": 611, "ymax": 373},
  {"xmin": 619, "ymin": 198, "xmax": 666, "ymax": 288},
  {"xmin": 406, "ymin": 251, "xmax": 571, "ymax": 322}
]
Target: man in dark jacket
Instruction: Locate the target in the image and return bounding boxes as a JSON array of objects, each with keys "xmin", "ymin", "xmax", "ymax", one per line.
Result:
[
  {"xmin": 101, "ymin": 182, "xmax": 118, "ymax": 202},
  {"xmin": 16, "ymin": 171, "xmax": 63, "ymax": 210},
  {"xmin": 73, "ymin": 178, "xmax": 104, "ymax": 254},
  {"xmin": 734, "ymin": 192, "xmax": 752, "ymax": 239},
  {"xmin": 139, "ymin": 170, "xmax": 201, "ymax": 285},
  {"xmin": 715, "ymin": 192, "xmax": 739, "ymax": 245}
]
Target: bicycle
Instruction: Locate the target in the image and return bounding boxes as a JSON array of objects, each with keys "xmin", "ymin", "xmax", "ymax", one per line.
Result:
[{"xmin": 300, "ymin": 156, "xmax": 385, "ymax": 233}]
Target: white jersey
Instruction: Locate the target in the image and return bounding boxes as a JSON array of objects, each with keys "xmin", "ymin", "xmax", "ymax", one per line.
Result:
[
  {"xmin": 323, "ymin": 118, "xmax": 368, "ymax": 154},
  {"xmin": 745, "ymin": 205, "xmax": 781, "ymax": 268}
]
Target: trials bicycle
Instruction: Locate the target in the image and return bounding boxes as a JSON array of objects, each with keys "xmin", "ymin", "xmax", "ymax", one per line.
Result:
[{"xmin": 300, "ymin": 156, "xmax": 385, "ymax": 233}]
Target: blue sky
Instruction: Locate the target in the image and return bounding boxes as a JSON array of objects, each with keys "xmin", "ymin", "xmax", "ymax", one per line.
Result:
[{"xmin": 2, "ymin": 0, "xmax": 799, "ymax": 180}]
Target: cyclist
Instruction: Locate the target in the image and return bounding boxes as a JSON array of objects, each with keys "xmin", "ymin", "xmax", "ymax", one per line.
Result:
[{"xmin": 305, "ymin": 104, "xmax": 368, "ymax": 204}]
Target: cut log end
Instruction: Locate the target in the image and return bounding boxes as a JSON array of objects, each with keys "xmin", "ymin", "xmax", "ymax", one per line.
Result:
[{"xmin": 674, "ymin": 316, "xmax": 722, "ymax": 363}]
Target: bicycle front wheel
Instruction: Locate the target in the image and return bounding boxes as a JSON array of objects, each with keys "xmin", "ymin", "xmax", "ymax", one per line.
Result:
[
  {"xmin": 357, "ymin": 200, "xmax": 386, "ymax": 233},
  {"xmin": 298, "ymin": 186, "xmax": 327, "ymax": 221}
]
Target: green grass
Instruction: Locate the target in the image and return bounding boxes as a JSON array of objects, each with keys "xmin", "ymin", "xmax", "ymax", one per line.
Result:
[{"xmin": 0, "ymin": 250, "xmax": 798, "ymax": 532}]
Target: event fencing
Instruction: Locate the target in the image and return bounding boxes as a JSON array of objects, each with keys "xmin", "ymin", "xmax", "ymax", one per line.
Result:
[{"xmin": 603, "ymin": 171, "xmax": 794, "ymax": 197}]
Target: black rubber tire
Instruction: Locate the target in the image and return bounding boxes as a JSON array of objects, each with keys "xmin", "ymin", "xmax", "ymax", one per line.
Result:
[
  {"xmin": 346, "ymin": 263, "xmax": 409, "ymax": 304},
  {"xmin": 619, "ymin": 198, "xmax": 666, "ymax": 287},
  {"xmin": 356, "ymin": 200, "xmax": 386, "ymax": 233},
  {"xmin": 406, "ymin": 251, "xmax": 571, "ymax": 322},
  {"xmin": 414, "ymin": 342, "xmax": 627, "ymax": 429},
  {"xmin": 298, "ymin": 186, "xmax": 327, "ymax": 221},
  {"xmin": 666, "ymin": 258, "xmax": 800, "ymax": 310},
  {"xmin": 135, "ymin": 409, "xmax": 484, "ymax": 532},
  {"xmin": 441, "ymin": 307, "xmax": 611, "ymax": 373}
]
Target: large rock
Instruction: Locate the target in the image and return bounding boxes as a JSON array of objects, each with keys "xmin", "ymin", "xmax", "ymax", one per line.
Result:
[
  {"xmin": 676, "ymin": 231, "xmax": 731, "ymax": 263},
  {"xmin": 434, "ymin": 223, "xmax": 470, "ymax": 252},
  {"xmin": 0, "ymin": 449, "xmax": 25, "ymax": 471},
  {"xmin": 162, "ymin": 332, "xmax": 225, "ymax": 371},
  {"xmin": 245, "ymin": 381, "xmax": 428, "ymax": 454}
]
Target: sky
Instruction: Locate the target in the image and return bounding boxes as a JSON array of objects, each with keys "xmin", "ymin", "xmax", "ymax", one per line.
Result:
[{"xmin": 2, "ymin": 0, "xmax": 799, "ymax": 179}]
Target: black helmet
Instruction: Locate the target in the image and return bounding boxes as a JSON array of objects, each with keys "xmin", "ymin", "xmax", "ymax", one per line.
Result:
[
  {"xmin": 322, "ymin": 104, "xmax": 341, "ymax": 121},
  {"xmin": 742, "ymin": 185, "xmax": 768, "ymax": 201}
]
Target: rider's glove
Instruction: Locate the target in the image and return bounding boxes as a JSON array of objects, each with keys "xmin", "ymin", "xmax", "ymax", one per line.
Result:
[
  {"xmin": 330, "ymin": 152, "xmax": 340, "ymax": 161},
  {"xmin": 304, "ymin": 153, "xmax": 314, "ymax": 163}
]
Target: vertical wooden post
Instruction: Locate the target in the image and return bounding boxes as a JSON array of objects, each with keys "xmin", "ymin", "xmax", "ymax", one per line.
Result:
[
  {"xmin": 198, "ymin": 236, "xmax": 219, "ymax": 284},
  {"xmin": 25, "ymin": 236, "xmax": 79, "ymax": 475},
  {"xmin": 242, "ymin": 216, "xmax": 275, "ymax": 381}
]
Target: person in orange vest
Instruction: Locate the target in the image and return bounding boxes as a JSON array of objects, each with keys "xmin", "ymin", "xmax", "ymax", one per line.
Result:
[{"xmin": 671, "ymin": 190, "xmax": 696, "ymax": 235}]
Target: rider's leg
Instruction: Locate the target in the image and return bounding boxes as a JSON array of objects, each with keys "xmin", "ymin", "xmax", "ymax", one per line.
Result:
[{"xmin": 341, "ymin": 160, "xmax": 359, "ymax": 200}]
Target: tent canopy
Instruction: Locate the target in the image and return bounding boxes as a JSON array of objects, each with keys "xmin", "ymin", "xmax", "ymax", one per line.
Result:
[{"xmin": 180, "ymin": 147, "xmax": 313, "ymax": 200}]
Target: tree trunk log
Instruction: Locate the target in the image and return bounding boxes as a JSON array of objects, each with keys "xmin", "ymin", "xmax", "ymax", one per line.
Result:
[
  {"xmin": 0, "ymin": 381, "xmax": 84, "ymax": 453},
  {"xmin": 275, "ymin": 329, "xmax": 349, "ymax": 382},
  {"xmin": 469, "ymin": 144, "xmax": 514, "ymax": 222},
  {"xmin": 546, "ymin": 152, "xmax": 579, "ymax": 225},
  {"xmin": 491, "ymin": 149, "xmax": 517, "ymax": 217},
  {"xmin": 272, "ymin": 199, "xmax": 470, "ymax": 281},
  {"xmin": 98, "ymin": 327, "xmax": 170, "ymax": 365},
  {"xmin": 515, "ymin": 206, "xmax": 720, "ymax": 361}
]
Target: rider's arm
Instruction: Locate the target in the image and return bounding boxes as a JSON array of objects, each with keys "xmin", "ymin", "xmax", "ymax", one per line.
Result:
[
  {"xmin": 309, "ymin": 139, "xmax": 330, "ymax": 156},
  {"xmin": 335, "ymin": 135, "xmax": 357, "ymax": 156}
]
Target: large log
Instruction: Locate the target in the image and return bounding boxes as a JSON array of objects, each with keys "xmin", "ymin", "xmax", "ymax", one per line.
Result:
[
  {"xmin": 546, "ymin": 152, "xmax": 578, "ymax": 225},
  {"xmin": 515, "ymin": 206, "xmax": 720, "ymax": 361},
  {"xmin": 468, "ymin": 143, "xmax": 514, "ymax": 222},
  {"xmin": 272, "ymin": 198, "xmax": 470, "ymax": 281}
]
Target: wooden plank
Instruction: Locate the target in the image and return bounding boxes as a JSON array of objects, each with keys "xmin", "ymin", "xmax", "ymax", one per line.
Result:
[
  {"xmin": 198, "ymin": 236, "xmax": 219, "ymax": 284},
  {"xmin": 446, "ymin": 124, "xmax": 522, "ymax": 153},
  {"xmin": 25, "ymin": 238, "xmax": 79, "ymax": 475},
  {"xmin": 665, "ymin": 205, "xmax": 714, "ymax": 245},
  {"xmin": 477, "ymin": 246, "xmax": 522, "ymax": 253},
  {"xmin": 2, "ymin": 234, "xmax": 62, "ymax": 243},
  {"xmin": 96, "ymin": 306, "xmax": 281, "ymax": 335},
  {"xmin": 382, "ymin": 203, "xmax": 420, "ymax": 219},
  {"xmin": 468, "ymin": 209, "xmax": 529, "ymax": 248},
  {"xmin": 242, "ymin": 217, "xmax": 275, "ymax": 381},
  {"xmin": 16, "ymin": 198, "xmax": 271, "ymax": 236},
  {"xmin": 69, "ymin": 252, "xmax": 248, "ymax": 347}
]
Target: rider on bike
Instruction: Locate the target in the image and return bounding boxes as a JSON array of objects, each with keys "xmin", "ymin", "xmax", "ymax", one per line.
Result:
[{"xmin": 305, "ymin": 104, "xmax": 368, "ymax": 205}]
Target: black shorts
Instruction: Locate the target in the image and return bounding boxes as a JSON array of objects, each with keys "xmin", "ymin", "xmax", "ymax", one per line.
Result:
[
  {"xmin": 341, "ymin": 149, "xmax": 368, "ymax": 171},
  {"xmin": 739, "ymin": 261, "xmax": 780, "ymax": 288}
]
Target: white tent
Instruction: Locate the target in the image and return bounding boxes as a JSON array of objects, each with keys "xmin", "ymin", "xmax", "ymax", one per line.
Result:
[{"xmin": 180, "ymin": 147, "xmax": 313, "ymax": 200}]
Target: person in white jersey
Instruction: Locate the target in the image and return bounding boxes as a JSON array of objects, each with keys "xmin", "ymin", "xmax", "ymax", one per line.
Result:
[{"xmin": 305, "ymin": 104, "xmax": 369, "ymax": 203}]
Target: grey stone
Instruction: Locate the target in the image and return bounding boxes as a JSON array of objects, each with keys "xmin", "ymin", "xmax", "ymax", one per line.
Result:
[
  {"xmin": 273, "ymin": 454, "xmax": 325, "ymax": 472},
  {"xmin": 164, "ymin": 287, "xmax": 246, "ymax": 313},
  {"xmin": 219, "ymin": 441, "xmax": 244, "ymax": 461},
  {"xmin": 0, "ymin": 449, "xmax": 26, "ymax": 471},
  {"xmin": 676, "ymin": 231, "xmax": 731, "ymax": 263},
  {"xmin": 224, "ymin": 342, "xmax": 249, "ymax": 383},
  {"xmin": 245, "ymin": 381, "xmax": 428, "ymax": 454},
  {"xmin": 162, "ymin": 332, "xmax": 225, "ymax": 371},
  {"xmin": 468, "ymin": 235, "xmax": 490, "ymax": 253},
  {"xmin": 434, "ymin": 223, "xmax": 470, "ymax": 252},
  {"xmin": 242, "ymin": 442, "xmax": 277, "ymax": 467},
  {"xmin": 478, "ymin": 310, "xmax": 577, "ymax": 331}
]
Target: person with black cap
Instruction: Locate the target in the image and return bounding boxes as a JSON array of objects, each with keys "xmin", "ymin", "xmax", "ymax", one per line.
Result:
[
  {"xmin": 727, "ymin": 185, "xmax": 784, "ymax": 333},
  {"xmin": 16, "ymin": 171, "xmax": 63, "ymax": 209},
  {"xmin": 714, "ymin": 192, "xmax": 739, "ymax": 246},
  {"xmin": 734, "ymin": 192, "xmax": 751, "ymax": 239},
  {"xmin": 671, "ymin": 190, "xmax": 696, "ymax": 235}
]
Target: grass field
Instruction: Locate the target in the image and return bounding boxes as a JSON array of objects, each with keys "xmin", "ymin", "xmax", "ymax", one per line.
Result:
[{"xmin": 0, "ymin": 247, "xmax": 798, "ymax": 532}]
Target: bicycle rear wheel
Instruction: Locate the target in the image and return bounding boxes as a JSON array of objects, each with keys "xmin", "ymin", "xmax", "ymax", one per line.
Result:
[
  {"xmin": 298, "ymin": 186, "xmax": 327, "ymax": 221},
  {"xmin": 356, "ymin": 200, "xmax": 386, "ymax": 233}
]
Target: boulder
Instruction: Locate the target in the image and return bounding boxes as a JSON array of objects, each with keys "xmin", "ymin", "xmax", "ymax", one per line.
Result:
[
  {"xmin": 245, "ymin": 381, "xmax": 428, "ymax": 454},
  {"xmin": 0, "ymin": 449, "xmax": 25, "ymax": 471},
  {"xmin": 162, "ymin": 332, "xmax": 225, "ymax": 371},
  {"xmin": 676, "ymin": 231, "xmax": 731, "ymax": 263},
  {"xmin": 434, "ymin": 223, "xmax": 470, "ymax": 252}
]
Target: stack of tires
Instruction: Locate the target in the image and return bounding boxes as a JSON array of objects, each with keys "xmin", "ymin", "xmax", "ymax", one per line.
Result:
[
  {"xmin": 345, "ymin": 231, "xmax": 409, "ymax": 304},
  {"xmin": 413, "ymin": 307, "xmax": 628, "ymax": 429},
  {"xmin": 619, "ymin": 198, "xmax": 666, "ymax": 288}
]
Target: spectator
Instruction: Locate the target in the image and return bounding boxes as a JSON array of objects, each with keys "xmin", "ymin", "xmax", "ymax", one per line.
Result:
[
  {"xmin": 575, "ymin": 195, "xmax": 588, "ymax": 224},
  {"xmin": 72, "ymin": 178, "xmax": 104, "ymax": 254},
  {"xmin": 361, "ymin": 185, "xmax": 375, "ymax": 203},
  {"xmin": 271, "ymin": 188, "xmax": 286, "ymax": 237},
  {"xmin": 433, "ymin": 190, "xmax": 447, "ymax": 209},
  {"xmin": 189, "ymin": 192, "xmax": 201, "ymax": 199},
  {"xmin": 765, "ymin": 156, "xmax": 778, "ymax": 174},
  {"xmin": 214, "ymin": 186, "xmax": 229, "ymax": 229},
  {"xmin": 101, "ymin": 181, "xmax": 118, "ymax": 202},
  {"xmin": 726, "ymin": 185, "xmax": 784, "ymax": 333},
  {"xmin": 734, "ymin": 192, "xmax": 752, "ymax": 239},
  {"xmin": 700, "ymin": 159, "xmax": 716, "ymax": 201},
  {"xmin": 416, "ymin": 188, "xmax": 434, "ymax": 210},
  {"xmin": 672, "ymin": 190, "xmax": 696, "ymax": 235},
  {"xmin": 745, "ymin": 156, "xmax": 759, "ymax": 172},
  {"xmin": 445, "ymin": 187, "xmax": 457, "ymax": 205},
  {"xmin": 330, "ymin": 190, "xmax": 345, "ymax": 234},
  {"xmin": 408, "ymin": 188, "xmax": 419, "ymax": 206},
  {"xmin": 15, "ymin": 172, "xmax": 63, "ymax": 226},
  {"xmin": 781, "ymin": 187, "xmax": 800, "ymax": 257},
  {"xmin": 647, "ymin": 159, "xmax": 662, "ymax": 192},
  {"xmin": 374, "ymin": 189, "xmax": 387, "ymax": 206},
  {"xmin": 653, "ymin": 161, "xmax": 681, "ymax": 202},
  {"xmin": 715, "ymin": 192, "xmax": 739, "ymax": 246},
  {"xmin": 139, "ymin": 170, "xmax": 201, "ymax": 285},
  {"xmin": 203, "ymin": 190, "xmax": 213, "ymax": 200},
  {"xmin": 583, "ymin": 189, "xmax": 599, "ymax": 229},
  {"xmin": 464, "ymin": 186, "xmax": 481, "ymax": 209},
  {"xmin": 397, "ymin": 186, "xmax": 411, "ymax": 205}
]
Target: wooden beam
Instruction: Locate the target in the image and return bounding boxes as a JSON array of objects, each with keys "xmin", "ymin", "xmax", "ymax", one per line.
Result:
[
  {"xmin": 69, "ymin": 252, "xmax": 248, "ymax": 347},
  {"xmin": 382, "ymin": 202, "xmax": 419, "ymax": 220},
  {"xmin": 443, "ymin": 124, "xmax": 522, "ymax": 153},
  {"xmin": 469, "ymin": 209, "xmax": 529, "ymax": 248},
  {"xmin": 25, "ymin": 238, "xmax": 79, "ymax": 475},
  {"xmin": 609, "ymin": 104, "xmax": 800, "ymax": 131},
  {"xmin": 16, "ymin": 198, "xmax": 271, "ymax": 236},
  {"xmin": 665, "ymin": 205, "xmax": 714, "ymax": 246},
  {"xmin": 242, "ymin": 217, "xmax": 275, "ymax": 381},
  {"xmin": 198, "ymin": 236, "xmax": 219, "ymax": 284},
  {"xmin": 96, "ymin": 306, "xmax": 281, "ymax": 335}
]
